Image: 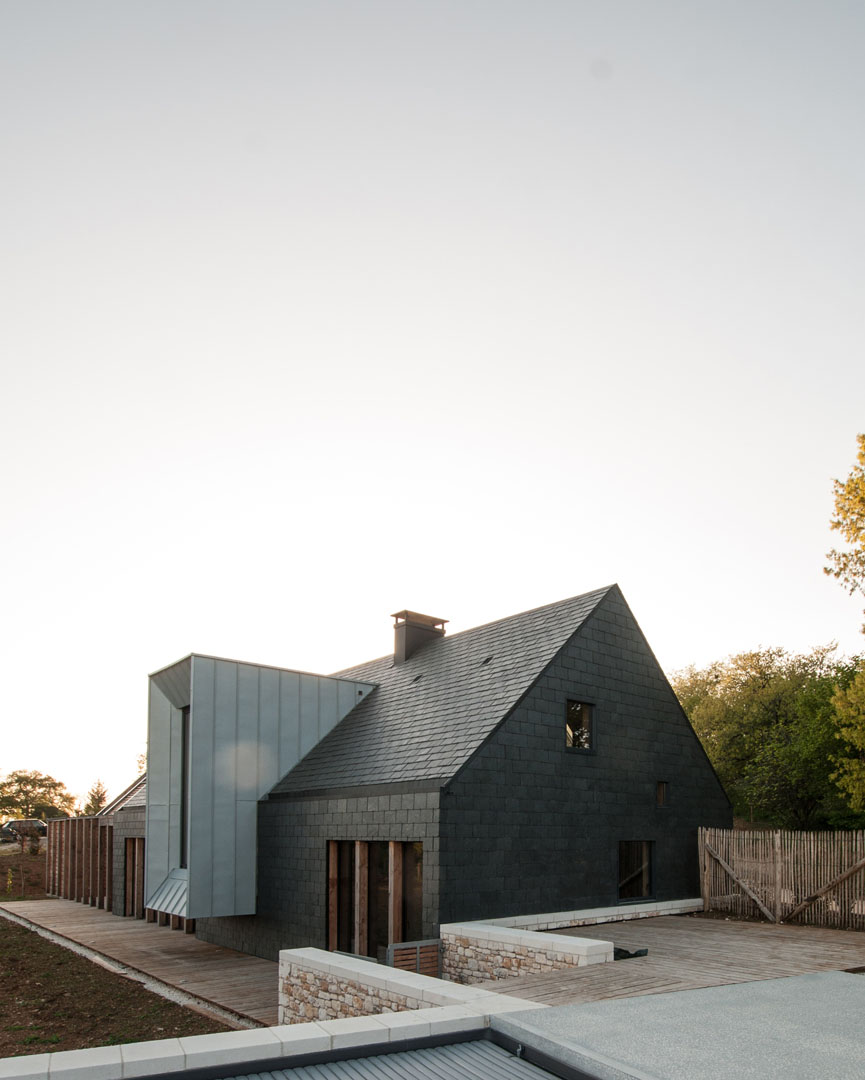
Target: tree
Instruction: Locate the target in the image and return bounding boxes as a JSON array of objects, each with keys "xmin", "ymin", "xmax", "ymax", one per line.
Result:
[
  {"xmin": 672, "ymin": 647, "xmax": 865, "ymax": 828},
  {"xmin": 0, "ymin": 770, "xmax": 76, "ymax": 820},
  {"xmin": 82, "ymin": 780, "xmax": 108, "ymax": 816},
  {"xmin": 832, "ymin": 668, "xmax": 865, "ymax": 811},
  {"xmin": 825, "ymin": 433, "xmax": 865, "ymax": 632}
]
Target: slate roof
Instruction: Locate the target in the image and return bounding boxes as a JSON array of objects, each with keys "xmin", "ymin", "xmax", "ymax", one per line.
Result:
[
  {"xmin": 99, "ymin": 773, "xmax": 146, "ymax": 816},
  {"xmin": 269, "ymin": 586, "xmax": 613, "ymax": 795}
]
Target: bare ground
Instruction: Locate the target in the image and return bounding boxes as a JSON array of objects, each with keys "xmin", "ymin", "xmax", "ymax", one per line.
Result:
[{"xmin": 0, "ymin": 847, "xmax": 231, "ymax": 1058}]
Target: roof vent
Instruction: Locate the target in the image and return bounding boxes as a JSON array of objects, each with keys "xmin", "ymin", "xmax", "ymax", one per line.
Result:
[{"xmin": 392, "ymin": 610, "xmax": 447, "ymax": 665}]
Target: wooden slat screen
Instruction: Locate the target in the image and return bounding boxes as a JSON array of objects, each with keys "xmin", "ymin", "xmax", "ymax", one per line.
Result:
[{"xmin": 699, "ymin": 826, "xmax": 865, "ymax": 930}]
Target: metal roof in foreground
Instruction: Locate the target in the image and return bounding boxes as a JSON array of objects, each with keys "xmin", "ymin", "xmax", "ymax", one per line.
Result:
[{"xmin": 228, "ymin": 1040, "xmax": 557, "ymax": 1080}]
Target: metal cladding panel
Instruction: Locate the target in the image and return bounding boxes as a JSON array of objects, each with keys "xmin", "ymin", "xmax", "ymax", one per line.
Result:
[
  {"xmin": 278, "ymin": 670, "xmax": 302, "ymax": 766},
  {"xmin": 257, "ymin": 667, "xmax": 280, "ymax": 794},
  {"xmin": 234, "ymin": 800, "xmax": 257, "ymax": 914},
  {"xmin": 145, "ymin": 684, "xmax": 173, "ymax": 900},
  {"xmin": 298, "ymin": 673, "xmax": 320, "ymax": 757},
  {"xmin": 210, "ymin": 659, "xmax": 239, "ymax": 917},
  {"xmin": 226, "ymin": 1041, "xmax": 552, "ymax": 1080},
  {"xmin": 150, "ymin": 657, "xmax": 191, "ymax": 709},
  {"xmin": 235, "ymin": 665, "xmax": 261, "ymax": 800},
  {"xmin": 187, "ymin": 658, "xmax": 215, "ymax": 918},
  {"xmin": 147, "ymin": 870, "xmax": 188, "ymax": 917},
  {"xmin": 148, "ymin": 653, "xmax": 375, "ymax": 920}
]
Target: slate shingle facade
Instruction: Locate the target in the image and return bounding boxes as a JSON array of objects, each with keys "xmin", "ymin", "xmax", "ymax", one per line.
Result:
[{"xmin": 196, "ymin": 586, "xmax": 731, "ymax": 961}]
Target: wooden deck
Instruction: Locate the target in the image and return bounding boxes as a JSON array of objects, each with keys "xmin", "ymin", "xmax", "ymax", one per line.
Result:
[
  {"xmin": 0, "ymin": 900, "xmax": 278, "ymax": 1026},
  {"xmin": 477, "ymin": 915, "xmax": 865, "ymax": 1006}
]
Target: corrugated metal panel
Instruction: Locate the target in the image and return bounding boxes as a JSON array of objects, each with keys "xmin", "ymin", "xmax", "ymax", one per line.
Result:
[
  {"xmin": 226, "ymin": 1041, "xmax": 555, "ymax": 1080},
  {"xmin": 146, "ymin": 869, "xmax": 188, "ymax": 917}
]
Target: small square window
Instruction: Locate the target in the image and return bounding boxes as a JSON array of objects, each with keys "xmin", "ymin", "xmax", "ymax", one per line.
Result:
[
  {"xmin": 565, "ymin": 700, "xmax": 593, "ymax": 750},
  {"xmin": 618, "ymin": 840, "xmax": 653, "ymax": 900},
  {"xmin": 656, "ymin": 781, "xmax": 668, "ymax": 807}
]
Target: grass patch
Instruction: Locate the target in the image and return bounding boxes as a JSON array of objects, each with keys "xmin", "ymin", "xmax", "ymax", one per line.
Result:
[{"xmin": 0, "ymin": 917, "xmax": 231, "ymax": 1057}]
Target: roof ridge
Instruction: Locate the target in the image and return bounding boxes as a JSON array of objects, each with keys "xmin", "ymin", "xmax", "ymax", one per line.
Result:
[{"xmin": 331, "ymin": 585, "xmax": 615, "ymax": 676}]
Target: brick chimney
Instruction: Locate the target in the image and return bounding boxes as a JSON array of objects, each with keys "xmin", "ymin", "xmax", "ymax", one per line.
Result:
[{"xmin": 392, "ymin": 610, "xmax": 447, "ymax": 664}]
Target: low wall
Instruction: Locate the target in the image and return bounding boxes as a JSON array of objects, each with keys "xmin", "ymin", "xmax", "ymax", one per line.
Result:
[
  {"xmin": 440, "ymin": 923, "xmax": 612, "ymax": 983},
  {"xmin": 278, "ymin": 947, "xmax": 544, "ymax": 1025},
  {"xmin": 439, "ymin": 899, "xmax": 701, "ymax": 983},
  {"xmin": 482, "ymin": 898, "xmax": 703, "ymax": 931}
]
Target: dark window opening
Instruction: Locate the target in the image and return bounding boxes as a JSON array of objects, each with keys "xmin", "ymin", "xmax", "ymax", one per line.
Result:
[
  {"xmin": 180, "ymin": 706, "xmax": 190, "ymax": 869},
  {"xmin": 656, "ymin": 781, "xmax": 668, "ymax": 807},
  {"xmin": 566, "ymin": 700, "xmax": 593, "ymax": 750},
  {"xmin": 402, "ymin": 841, "xmax": 424, "ymax": 942},
  {"xmin": 367, "ymin": 841, "xmax": 390, "ymax": 961},
  {"xmin": 328, "ymin": 840, "xmax": 423, "ymax": 958},
  {"xmin": 334, "ymin": 840, "xmax": 355, "ymax": 953},
  {"xmin": 618, "ymin": 840, "xmax": 652, "ymax": 900},
  {"xmin": 481, "ymin": 656, "xmax": 493, "ymax": 666}
]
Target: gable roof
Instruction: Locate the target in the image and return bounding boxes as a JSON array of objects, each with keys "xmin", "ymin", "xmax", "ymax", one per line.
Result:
[
  {"xmin": 269, "ymin": 586, "xmax": 613, "ymax": 796},
  {"xmin": 99, "ymin": 774, "xmax": 147, "ymax": 816}
]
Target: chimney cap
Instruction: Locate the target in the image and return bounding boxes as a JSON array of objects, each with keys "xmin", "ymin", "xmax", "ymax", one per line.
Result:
[{"xmin": 391, "ymin": 610, "xmax": 448, "ymax": 631}]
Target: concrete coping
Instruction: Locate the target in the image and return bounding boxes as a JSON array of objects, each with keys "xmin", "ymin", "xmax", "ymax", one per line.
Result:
[
  {"xmin": 0, "ymin": 997, "xmax": 543, "ymax": 1080},
  {"xmin": 477, "ymin": 897, "xmax": 703, "ymax": 931},
  {"xmin": 440, "ymin": 921, "xmax": 613, "ymax": 964},
  {"xmin": 281, "ymin": 947, "xmax": 540, "ymax": 1007}
]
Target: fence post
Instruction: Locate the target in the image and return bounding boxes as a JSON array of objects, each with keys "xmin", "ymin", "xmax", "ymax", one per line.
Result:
[
  {"xmin": 699, "ymin": 828, "xmax": 710, "ymax": 911},
  {"xmin": 774, "ymin": 831, "xmax": 782, "ymax": 922}
]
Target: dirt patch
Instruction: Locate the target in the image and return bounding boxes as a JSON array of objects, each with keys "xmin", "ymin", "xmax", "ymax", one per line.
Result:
[
  {"xmin": 0, "ymin": 847, "xmax": 48, "ymax": 902},
  {"xmin": 0, "ymin": 917, "xmax": 232, "ymax": 1057}
]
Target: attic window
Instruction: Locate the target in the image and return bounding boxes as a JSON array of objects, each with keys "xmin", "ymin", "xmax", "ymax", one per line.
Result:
[
  {"xmin": 565, "ymin": 700, "xmax": 593, "ymax": 751},
  {"xmin": 412, "ymin": 674, "xmax": 423, "ymax": 684},
  {"xmin": 481, "ymin": 656, "xmax": 493, "ymax": 666}
]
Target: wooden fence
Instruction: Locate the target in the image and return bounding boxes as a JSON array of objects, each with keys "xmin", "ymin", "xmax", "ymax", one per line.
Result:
[{"xmin": 698, "ymin": 827, "xmax": 865, "ymax": 930}]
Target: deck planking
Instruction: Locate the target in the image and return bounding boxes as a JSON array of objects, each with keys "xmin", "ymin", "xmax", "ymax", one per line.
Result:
[
  {"xmin": 0, "ymin": 900, "xmax": 278, "ymax": 1026},
  {"xmin": 476, "ymin": 915, "xmax": 865, "ymax": 1006}
]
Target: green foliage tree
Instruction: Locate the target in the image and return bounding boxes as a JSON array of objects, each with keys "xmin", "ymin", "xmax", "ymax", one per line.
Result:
[
  {"xmin": 0, "ymin": 770, "xmax": 76, "ymax": 820},
  {"xmin": 82, "ymin": 779, "xmax": 108, "ymax": 816},
  {"xmin": 825, "ymin": 433, "xmax": 865, "ymax": 632},
  {"xmin": 672, "ymin": 647, "xmax": 865, "ymax": 828},
  {"xmin": 831, "ymin": 668, "xmax": 865, "ymax": 811}
]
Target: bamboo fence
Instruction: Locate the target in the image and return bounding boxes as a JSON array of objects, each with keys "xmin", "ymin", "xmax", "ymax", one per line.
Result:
[{"xmin": 698, "ymin": 827, "xmax": 865, "ymax": 930}]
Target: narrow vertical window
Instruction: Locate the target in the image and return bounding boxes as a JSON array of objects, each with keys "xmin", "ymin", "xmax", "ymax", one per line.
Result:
[
  {"xmin": 180, "ymin": 706, "xmax": 190, "ymax": 869},
  {"xmin": 566, "ymin": 700, "xmax": 593, "ymax": 750},
  {"xmin": 618, "ymin": 841, "xmax": 652, "ymax": 900},
  {"xmin": 656, "ymin": 781, "xmax": 668, "ymax": 807},
  {"xmin": 402, "ymin": 841, "xmax": 423, "ymax": 942}
]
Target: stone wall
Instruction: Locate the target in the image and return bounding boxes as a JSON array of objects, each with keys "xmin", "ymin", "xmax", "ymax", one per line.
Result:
[
  {"xmin": 440, "ymin": 922, "xmax": 612, "ymax": 984},
  {"xmin": 280, "ymin": 962, "xmax": 423, "ymax": 1023},
  {"xmin": 278, "ymin": 947, "xmax": 544, "ymax": 1026}
]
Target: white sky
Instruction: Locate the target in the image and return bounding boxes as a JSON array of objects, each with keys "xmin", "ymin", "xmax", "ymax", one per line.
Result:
[{"xmin": 2, "ymin": 1, "xmax": 864, "ymax": 804}]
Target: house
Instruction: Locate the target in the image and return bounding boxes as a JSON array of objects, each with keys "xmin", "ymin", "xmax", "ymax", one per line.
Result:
[
  {"xmin": 48, "ymin": 585, "xmax": 731, "ymax": 961},
  {"xmin": 148, "ymin": 585, "xmax": 731, "ymax": 960}
]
